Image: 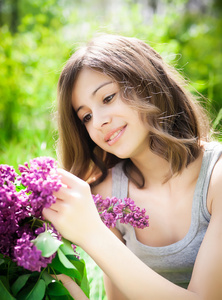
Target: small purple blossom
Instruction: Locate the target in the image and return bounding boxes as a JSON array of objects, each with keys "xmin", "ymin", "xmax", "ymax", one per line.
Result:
[
  {"xmin": 93, "ymin": 194, "xmax": 149, "ymax": 229},
  {"xmin": 0, "ymin": 164, "xmax": 17, "ymax": 186},
  {"xmin": 14, "ymin": 231, "xmax": 55, "ymax": 272},
  {"xmin": 18, "ymin": 157, "xmax": 62, "ymax": 218},
  {"xmin": 71, "ymin": 244, "xmax": 80, "ymax": 259},
  {"xmin": 0, "ymin": 184, "xmax": 30, "ymax": 256}
]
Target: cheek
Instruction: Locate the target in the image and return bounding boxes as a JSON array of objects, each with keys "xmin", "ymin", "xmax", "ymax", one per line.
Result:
[
  {"xmin": 87, "ymin": 129, "xmax": 108, "ymax": 152},
  {"xmin": 86, "ymin": 126, "xmax": 100, "ymax": 144}
]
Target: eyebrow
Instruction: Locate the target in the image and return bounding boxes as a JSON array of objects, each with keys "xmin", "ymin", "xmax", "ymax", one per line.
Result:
[
  {"xmin": 76, "ymin": 81, "xmax": 113, "ymax": 114},
  {"xmin": 92, "ymin": 81, "xmax": 113, "ymax": 95}
]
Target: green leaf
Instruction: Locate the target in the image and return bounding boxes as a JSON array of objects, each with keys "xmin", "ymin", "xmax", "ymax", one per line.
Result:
[
  {"xmin": 59, "ymin": 239, "xmax": 76, "ymax": 256},
  {"xmin": 67, "ymin": 256, "xmax": 89, "ymax": 280},
  {"xmin": 41, "ymin": 270, "xmax": 54, "ymax": 286},
  {"xmin": 32, "ymin": 231, "xmax": 63, "ymax": 257},
  {"xmin": 50, "ymin": 253, "xmax": 81, "ymax": 280},
  {"xmin": 45, "ymin": 295, "xmax": 73, "ymax": 300},
  {"xmin": 57, "ymin": 248, "xmax": 76, "ymax": 270},
  {"xmin": 0, "ymin": 276, "xmax": 9, "ymax": 291},
  {"xmin": 67, "ymin": 257, "xmax": 90, "ymax": 297},
  {"xmin": 80, "ymin": 265, "xmax": 90, "ymax": 298},
  {"xmin": 17, "ymin": 279, "xmax": 46, "ymax": 300},
  {"xmin": 47, "ymin": 281, "xmax": 70, "ymax": 296},
  {"xmin": 11, "ymin": 274, "xmax": 31, "ymax": 296},
  {"xmin": 0, "ymin": 280, "xmax": 16, "ymax": 300}
]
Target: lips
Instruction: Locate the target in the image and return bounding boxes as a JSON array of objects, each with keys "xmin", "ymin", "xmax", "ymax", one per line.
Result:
[
  {"xmin": 108, "ymin": 129, "xmax": 122, "ymax": 141},
  {"xmin": 104, "ymin": 125, "xmax": 126, "ymax": 143}
]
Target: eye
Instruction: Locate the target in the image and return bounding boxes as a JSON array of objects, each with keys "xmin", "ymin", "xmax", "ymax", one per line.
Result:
[
  {"xmin": 103, "ymin": 93, "xmax": 116, "ymax": 104},
  {"xmin": 82, "ymin": 113, "xmax": 92, "ymax": 124}
]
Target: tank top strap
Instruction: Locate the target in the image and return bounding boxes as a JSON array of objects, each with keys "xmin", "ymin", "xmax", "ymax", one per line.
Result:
[
  {"xmin": 112, "ymin": 161, "xmax": 128, "ymax": 199},
  {"xmin": 197, "ymin": 141, "xmax": 222, "ymax": 221}
]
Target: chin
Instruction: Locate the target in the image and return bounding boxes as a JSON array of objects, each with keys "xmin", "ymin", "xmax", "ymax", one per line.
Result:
[{"xmin": 113, "ymin": 152, "xmax": 130, "ymax": 159}]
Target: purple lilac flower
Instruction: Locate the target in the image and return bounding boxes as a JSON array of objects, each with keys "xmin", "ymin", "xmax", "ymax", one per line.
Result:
[
  {"xmin": 0, "ymin": 184, "xmax": 30, "ymax": 256},
  {"xmin": 119, "ymin": 198, "xmax": 149, "ymax": 229},
  {"xmin": 93, "ymin": 194, "xmax": 149, "ymax": 229},
  {"xmin": 0, "ymin": 164, "xmax": 17, "ymax": 186},
  {"xmin": 18, "ymin": 157, "xmax": 62, "ymax": 218},
  {"xmin": 0, "ymin": 158, "xmax": 62, "ymax": 273},
  {"xmin": 71, "ymin": 244, "xmax": 80, "ymax": 259},
  {"xmin": 14, "ymin": 231, "xmax": 55, "ymax": 272}
]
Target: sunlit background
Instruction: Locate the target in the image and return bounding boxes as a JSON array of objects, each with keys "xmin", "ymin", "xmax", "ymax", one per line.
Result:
[{"xmin": 0, "ymin": 0, "xmax": 221, "ymax": 298}]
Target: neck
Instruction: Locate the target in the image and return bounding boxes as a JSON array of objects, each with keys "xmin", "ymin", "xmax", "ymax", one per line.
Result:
[
  {"xmin": 130, "ymin": 149, "xmax": 171, "ymax": 187},
  {"xmin": 130, "ymin": 145, "xmax": 204, "ymax": 189}
]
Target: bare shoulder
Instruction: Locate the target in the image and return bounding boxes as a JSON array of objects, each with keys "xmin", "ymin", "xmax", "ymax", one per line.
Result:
[
  {"xmin": 91, "ymin": 169, "xmax": 113, "ymax": 200},
  {"xmin": 211, "ymin": 150, "xmax": 222, "ymax": 183}
]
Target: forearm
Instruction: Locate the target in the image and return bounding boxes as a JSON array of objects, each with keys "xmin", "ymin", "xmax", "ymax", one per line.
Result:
[
  {"xmin": 43, "ymin": 170, "xmax": 199, "ymax": 300},
  {"xmin": 64, "ymin": 281, "xmax": 89, "ymax": 300},
  {"xmin": 79, "ymin": 224, "xmax": 199, "ymax": 300},
  {"xmin": 55, "ymin": 274, "xmax": 89, "ymax": 300}
]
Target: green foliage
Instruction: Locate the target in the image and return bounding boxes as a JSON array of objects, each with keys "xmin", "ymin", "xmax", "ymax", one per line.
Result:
[
  {"xmin": 168, "ymin": 11, "xmax": 222, "ymax": 109},
  {"xmin": 0, "ymin": 237, "xmax": 90, "ymax": 300},
  {"xmin": 0, "ymin": 0, "xmax": 70, "ymax": 165}
]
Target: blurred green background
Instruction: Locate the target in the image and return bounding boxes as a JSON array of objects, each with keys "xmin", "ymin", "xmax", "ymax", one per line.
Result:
[{"xmin": 0, "ymin": 0, "xmax": 221, "ymax": 299}]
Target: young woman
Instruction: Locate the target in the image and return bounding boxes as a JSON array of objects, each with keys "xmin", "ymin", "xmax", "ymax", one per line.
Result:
[{"xmin": 43, "ymin": 34, "xmax": 222, "ymax": 300}]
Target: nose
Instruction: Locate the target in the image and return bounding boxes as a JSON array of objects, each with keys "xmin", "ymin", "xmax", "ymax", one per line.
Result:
[{"xmin": 92, "ymin": 108, "xmax": 111, "ymax": 129}]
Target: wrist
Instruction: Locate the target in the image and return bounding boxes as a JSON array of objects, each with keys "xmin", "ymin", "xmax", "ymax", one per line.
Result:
[{"xmin": 78, "ymin": 220, "xmax": 112, "ymax": 252}]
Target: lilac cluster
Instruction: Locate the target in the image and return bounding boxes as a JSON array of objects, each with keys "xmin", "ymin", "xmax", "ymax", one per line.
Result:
[
  {"xmin": 0, "ymin": 164, "xmax": 17, "ymax": 185},
  {"xmin": 14, "ymin": 230, "xmax": 56, "ymax": 272},
  {"xmin": 0, "ymin": 165, "xmax": 29, "ymax": 257},
  {"xmin": 0, "ymin": 157, "xmax": 62, "ymax": 272},
  {"xmin": 93, "ymin": 194, "xmax": 149, "ymax": 229},
  {"xmin": 18, "ymin": 157, "xmax": 62, "ymax": 218}
]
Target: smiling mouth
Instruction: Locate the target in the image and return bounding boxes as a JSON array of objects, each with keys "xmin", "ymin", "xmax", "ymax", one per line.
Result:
[
  {"xmin": 107, "ymin": 129, "xmax": 122, "ymax": 141},
  {"xmin": 105, "ymin": 125, "xmax": 126, "ymax": 144}
]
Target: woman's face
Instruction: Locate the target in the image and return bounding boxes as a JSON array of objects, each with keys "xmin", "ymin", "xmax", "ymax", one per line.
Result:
[{"xmin": 72, "ymin": 67, "xmax": 149, "ymax": 160}]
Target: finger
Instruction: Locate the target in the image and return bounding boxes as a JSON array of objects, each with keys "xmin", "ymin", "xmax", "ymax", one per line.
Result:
[
  {"xmin": 53, "ymin": 185, "xmax": 79, "ymax": 202},
  {"xmin": 54, "ymin": 185, "xmax": 69, "ymax": 198},
  {"xmin": 42, "ymin": 207, "xmax": 58, "ymax": 223},
  {"xmin": 53, "ymin": 274, "xmax": 71, "ymax": 284},
  {"xmin": 57, "ymin": 168, "xmax": 87, "ymax": 189},
  {"xmin": 49, "ymin": 198, "xmax": 64, "ymax": 211}
]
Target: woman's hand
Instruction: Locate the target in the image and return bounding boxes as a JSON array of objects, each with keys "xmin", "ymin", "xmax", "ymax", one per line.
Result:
[
  {"xmin": 53, "ymin": 274, "xmax": 89, "ymax": 300},
  {"xmin": 43, "ymin": 168, "xmax": 103, "ymax": 247}
]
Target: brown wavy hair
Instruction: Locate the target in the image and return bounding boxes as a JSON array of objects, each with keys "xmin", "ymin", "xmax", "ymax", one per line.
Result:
[{"xmin": 57, "ymin": 34, "xmax": 210, "ymax": 187}]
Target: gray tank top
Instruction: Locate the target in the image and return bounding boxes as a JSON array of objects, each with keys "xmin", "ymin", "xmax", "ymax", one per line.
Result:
[{"xmin": 112, "ymin": 142, "xmax": 222, "ymax": 288}]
